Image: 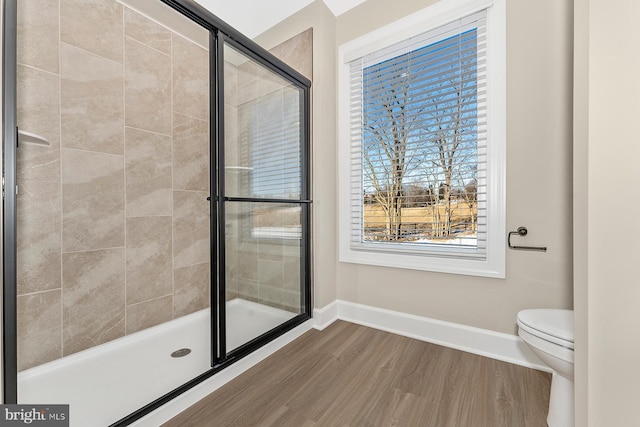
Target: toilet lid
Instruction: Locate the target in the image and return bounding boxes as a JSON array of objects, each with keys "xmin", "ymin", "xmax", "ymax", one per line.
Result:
[{"xmin": 517, "ymin": 309, "xmax": 574, "ymax": 347}]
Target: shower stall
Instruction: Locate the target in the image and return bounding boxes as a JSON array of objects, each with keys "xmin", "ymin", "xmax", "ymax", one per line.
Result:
[{"xmin": 1, "ymin": 0, "xmax": 311, "ymax": 425}]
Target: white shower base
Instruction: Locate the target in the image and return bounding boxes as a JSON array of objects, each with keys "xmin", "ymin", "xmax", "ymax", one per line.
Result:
[{"xmin": 17, "ymin": 298, "xmax": 297, "ymax": 427}]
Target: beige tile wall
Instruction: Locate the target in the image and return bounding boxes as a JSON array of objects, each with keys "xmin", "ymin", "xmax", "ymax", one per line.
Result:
[{"xmin": 16, "ymin": 0, "xmax": 209, "ymax": 371}]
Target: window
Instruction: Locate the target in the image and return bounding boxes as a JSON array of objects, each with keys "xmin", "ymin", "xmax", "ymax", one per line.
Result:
[{"xmin": 338, "ymin": 0, "xmax": 505, "ymax": 277}]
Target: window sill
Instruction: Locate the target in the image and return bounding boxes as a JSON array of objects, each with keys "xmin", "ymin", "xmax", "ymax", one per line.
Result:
[{"xmin": 339, "ymin": 247, "xmax": 505, "ymax": 279}]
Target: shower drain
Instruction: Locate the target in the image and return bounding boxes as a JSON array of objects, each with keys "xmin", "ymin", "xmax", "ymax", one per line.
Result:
[{"xmin": 171, "ymin": 348, "xmax": 192, "ymax": 358}]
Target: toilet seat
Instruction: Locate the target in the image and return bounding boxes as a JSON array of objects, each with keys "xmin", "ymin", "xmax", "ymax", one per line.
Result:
[{"xmin": 517, "ymin": 309, "xmax": 574, "ymax": 350}]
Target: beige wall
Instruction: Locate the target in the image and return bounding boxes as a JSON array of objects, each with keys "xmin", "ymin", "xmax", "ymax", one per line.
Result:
[
  {"xmin": 255, "ymin": 0, "xmax": 573, "ymax": 335},
  {"xmin": 16, "ymin": 0, "xmax": 210, "ymax": 370},
  {"xmin": 573, "ymin": 0, "xmax": 588, "ymax": 424},
  {"xmin": 255, "ymin": 0, "xmax": 573, "ymax": 334},
  {"xmin": 254, "ymin": 1, "xmax": 338, "ymax": 309},
  {"xmin": 573, "ymin": 0, "xmax": 589, "ymax": 427},
  {"xmin": 574, "ymin": 0, "xmax": 640, "ymax": 425},
  {"xmin": 335, "ymin": 0, "xmax": 574, "ymax": 334}
]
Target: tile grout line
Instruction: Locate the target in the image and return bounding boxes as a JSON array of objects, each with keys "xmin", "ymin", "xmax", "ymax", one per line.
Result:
[
  {"xmin": 171, "ymin": 31, "xmax": 176, "ymax": 321},
  {"xmin": 123, "ymin": 124, "xmax": 171, "ymax": 138},
  {"xmin": 121, "ymin": 3, "xmax": 207, "ymax": 52},
  {"xmin": 61, "ymin": 246, "xmax": 126, "ymax": 255},
  {"xmin": 122, "ymin": 5, "xmax": 128, "ymax": 337},
  {"xmin": 60, "ymin": 146, "xmax": 125, "ymax": 158},
  {"xmin": 58, "ymin": 40, "xmax": 124, "ymax": 68},
  {"xmin": 58, "ymin": 0, "xmax": 64, "ymax": 361},
  {"xmin": 128, "ymin": 293, "xmax": 174, "ymax": 309},
  {"xmin": 16, "ymin": 288, "xmax": 64, "ymax": 299},
  {"xmin": 17, "ymin": 62, "xmax": 60, "ymax": 77},
  {"xmin": 172, "ymin": 109, "xmax": 209, "ymax": 125},
  {"xmin": 124, "ymin": 33, "xmax": 171, "ymax": 59}
]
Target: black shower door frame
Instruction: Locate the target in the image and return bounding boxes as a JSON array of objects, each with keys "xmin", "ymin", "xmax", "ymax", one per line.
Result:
[
  {"xmin": 214, "ymin": 32, "xmax": 313, "ymax": 363},
  {"xmin": 1, "ymin": 0, "xmax": 312, "ymax": 425}
]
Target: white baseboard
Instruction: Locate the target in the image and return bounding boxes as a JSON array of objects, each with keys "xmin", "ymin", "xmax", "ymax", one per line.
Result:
[
  {"xmin": 131, "ymin": 320, "xmax": 314, "ymax": 427},
  {"xmin": 312, "ymin": 300, "xmax": 338, "ymax": 330},
  {"xmin": 314, "ymin": 300, "xmax": 549, "ymax": 372}
]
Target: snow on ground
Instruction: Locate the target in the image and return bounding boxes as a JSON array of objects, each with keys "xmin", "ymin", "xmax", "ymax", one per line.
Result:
[{"xmin": 414, "ymin": 234, "xmax": 477, "ymax": 246}]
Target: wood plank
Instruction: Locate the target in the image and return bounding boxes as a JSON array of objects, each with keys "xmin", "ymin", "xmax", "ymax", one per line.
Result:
[{"xmin": 163, "ymin": 321, "xmax": 551, "ymax": 427}]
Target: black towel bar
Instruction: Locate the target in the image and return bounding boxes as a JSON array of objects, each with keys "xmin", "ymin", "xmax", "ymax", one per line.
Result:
[{"xmin": 508, "ymin": 227, "xmax": 547, "ymax": 252}]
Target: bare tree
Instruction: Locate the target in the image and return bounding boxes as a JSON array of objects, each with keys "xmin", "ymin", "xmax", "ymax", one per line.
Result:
[
  {"xmin": 423, "ymin": 169, "xmax": 443, "ymax": 237},
  {"xmin": 362, "ymin": 70, "xmax": 422, "ymax": 241},
  {"xmin": 462, "ymin": 178, "xmax": 478, "ymax": 230},
  {"xmin": 419, "ymin": 48, "xmax": 479, "ymax": 238}
]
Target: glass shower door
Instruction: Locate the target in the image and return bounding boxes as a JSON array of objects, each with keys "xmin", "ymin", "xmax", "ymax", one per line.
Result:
[{"xmin": 221, "ymin": 42, "xmax": 309, "ymax": 354}]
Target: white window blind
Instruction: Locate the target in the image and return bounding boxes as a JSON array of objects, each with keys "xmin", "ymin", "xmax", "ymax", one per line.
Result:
[
  {"xmin": 239, "ymin": 87, "xmax": 302, "ymax": 200},
  {"xmin": 347, "ymin": 10, "xmax": 488, "ymax": 260}
]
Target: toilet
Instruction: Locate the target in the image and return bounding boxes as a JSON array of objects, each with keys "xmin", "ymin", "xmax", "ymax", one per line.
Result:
[{"xmin": 517, "ymin": 309, "xmax": 574, "ymax": 427}]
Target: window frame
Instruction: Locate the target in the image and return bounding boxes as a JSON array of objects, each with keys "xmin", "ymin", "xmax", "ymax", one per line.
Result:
[{"xmin": 337, "ymin": 0, "xmax": 506, "ymax": 278}]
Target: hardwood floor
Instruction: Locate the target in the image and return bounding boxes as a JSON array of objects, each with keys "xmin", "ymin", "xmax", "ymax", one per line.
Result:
[{"xmin": 163, "ymin": 321, "xmax": 551, "ymax": 427}]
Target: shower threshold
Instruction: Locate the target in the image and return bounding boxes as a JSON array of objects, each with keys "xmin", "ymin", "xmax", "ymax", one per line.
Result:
[{"xmin": 17, "ymin": 299, "xmax": 298, "ymax": 427}]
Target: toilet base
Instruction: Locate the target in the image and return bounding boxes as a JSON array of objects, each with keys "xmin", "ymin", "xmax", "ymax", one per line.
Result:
[{"xmin": 547, "ymin": 372, "xmax": 574, "ymax": 427}]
